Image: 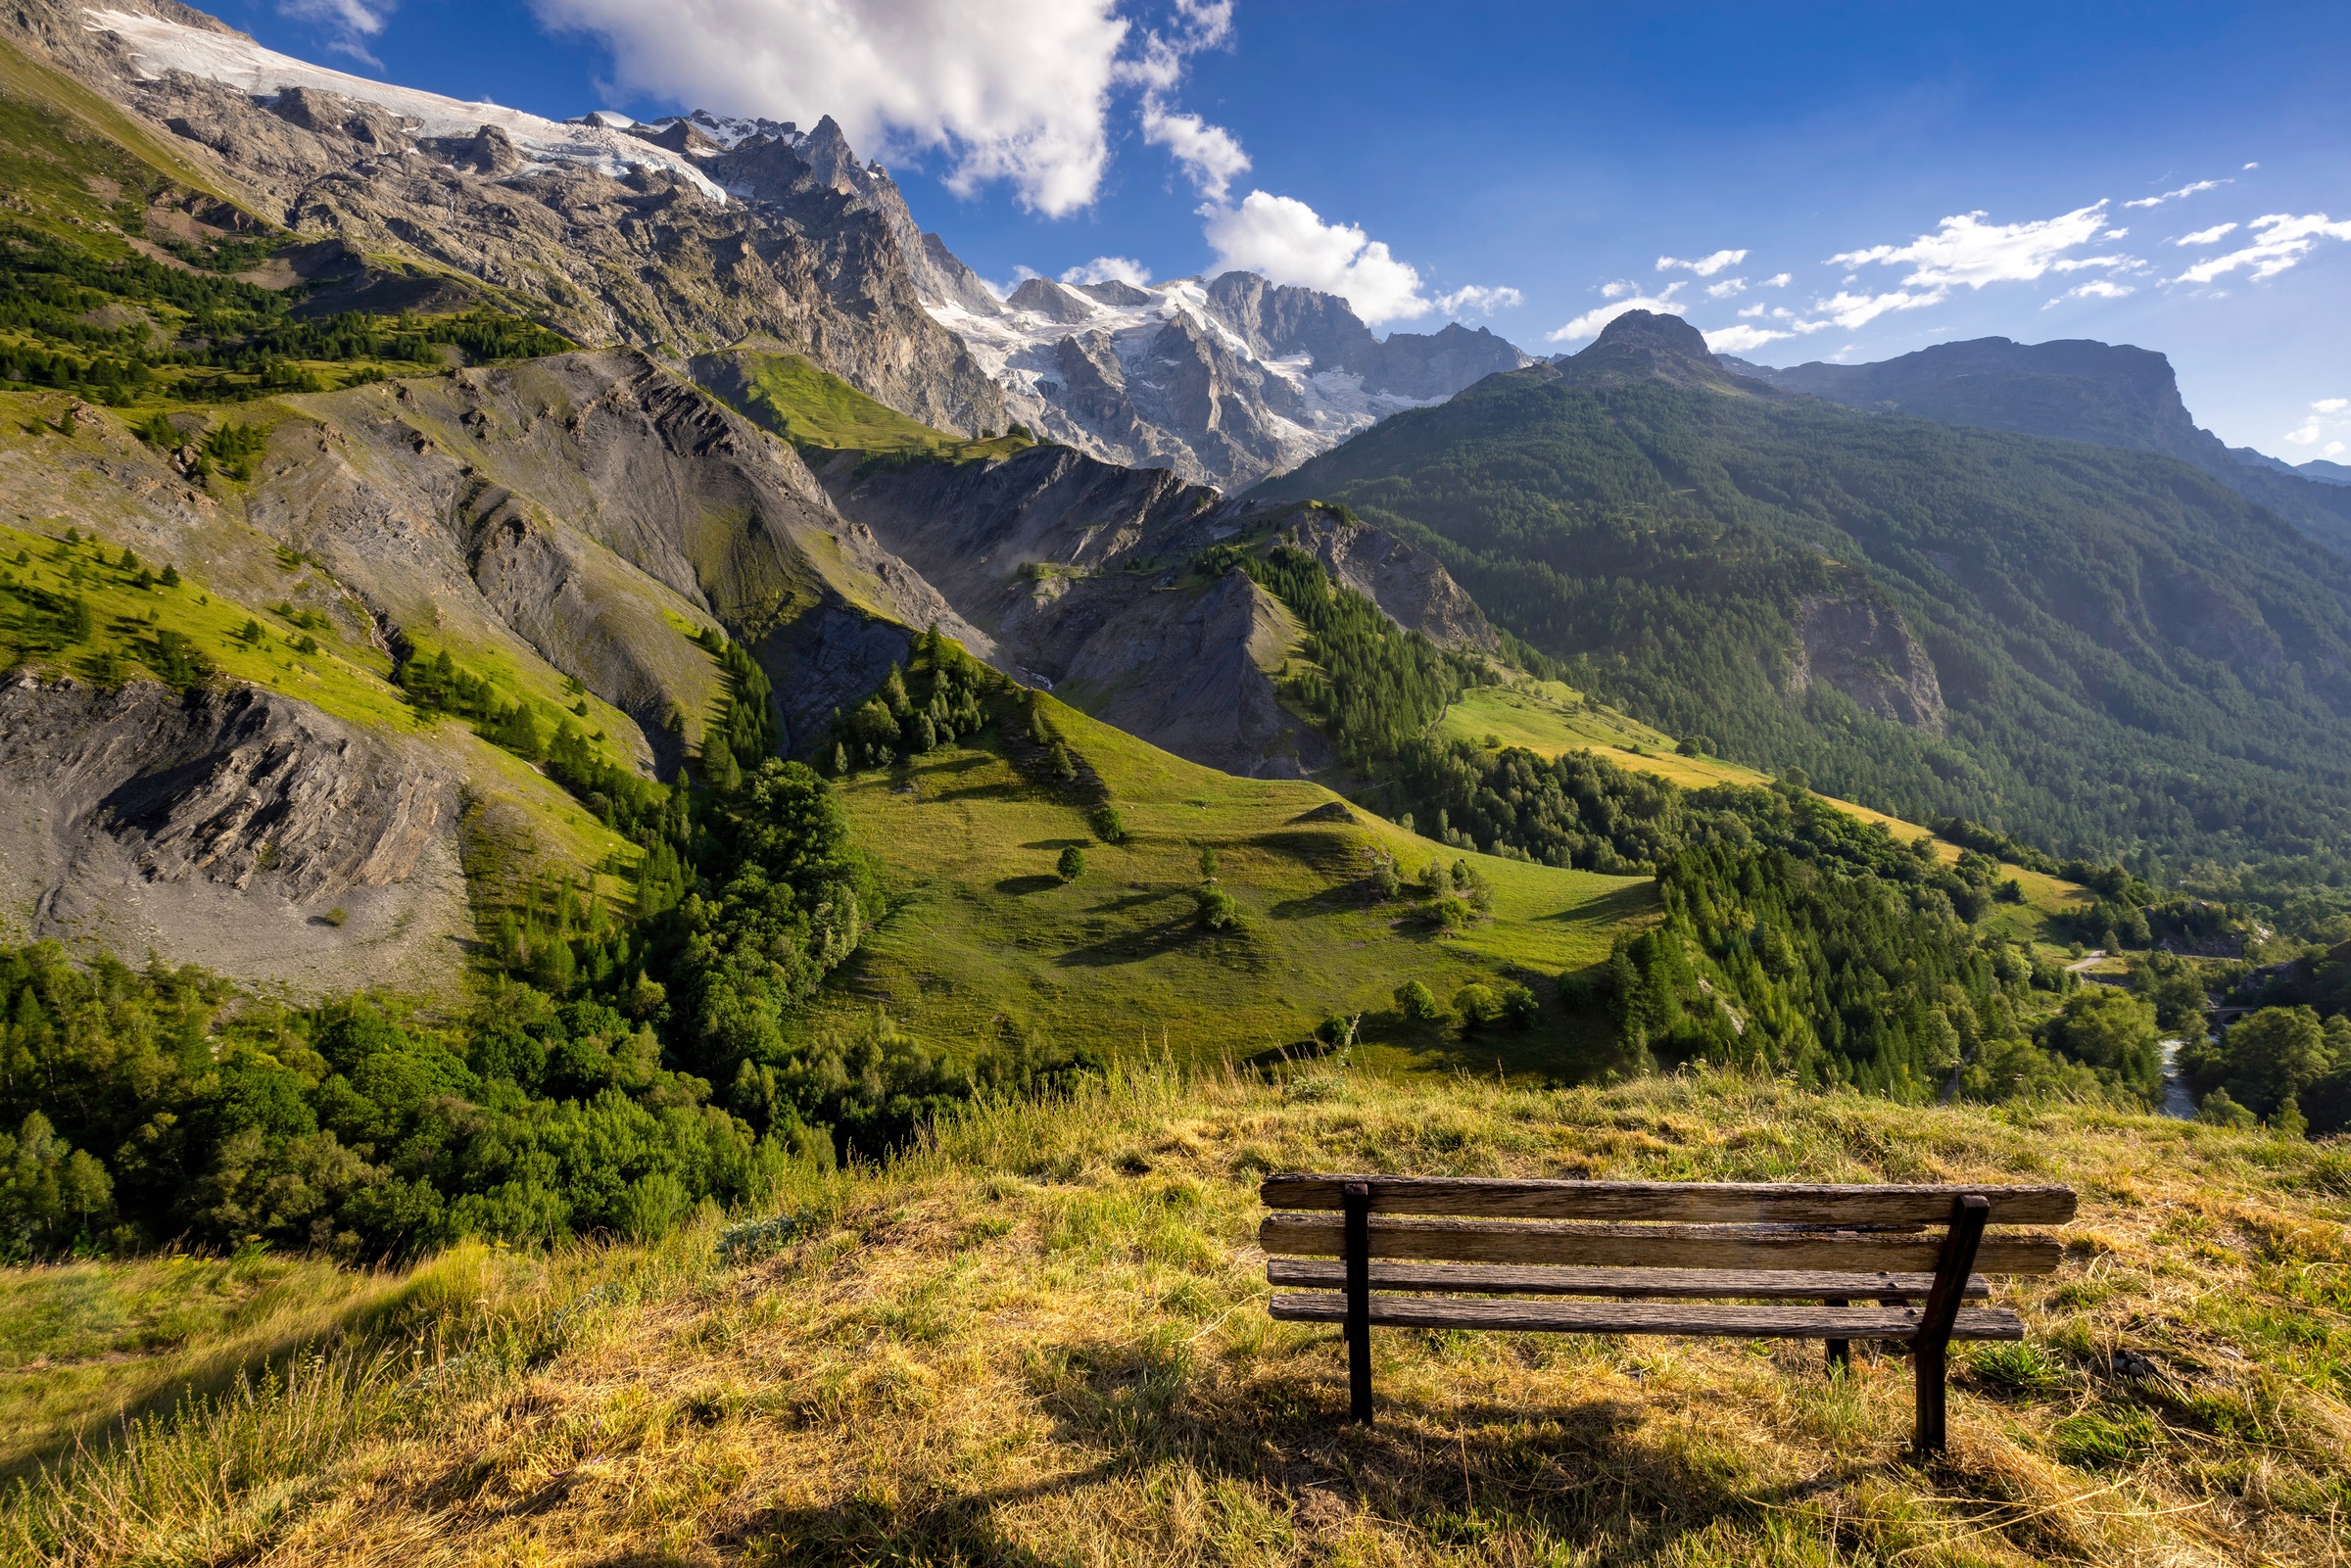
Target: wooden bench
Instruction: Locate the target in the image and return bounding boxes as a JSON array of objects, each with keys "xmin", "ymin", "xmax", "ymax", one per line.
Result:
[{"xmin": 1261, "ymin": 1173, "xmax": 2076, "ymax": 1451}]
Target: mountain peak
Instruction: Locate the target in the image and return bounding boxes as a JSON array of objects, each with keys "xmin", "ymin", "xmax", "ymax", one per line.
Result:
[{"xmin": 1558, "ymin": 309, "xmax": 1735, "ymax": 391}]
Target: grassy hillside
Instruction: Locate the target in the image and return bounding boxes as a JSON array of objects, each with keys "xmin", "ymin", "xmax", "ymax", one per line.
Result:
[
  {"xmin": 808, "ymin": 693, "xmax": 1654, "ymax": 1079},
  {"xmin": 710, "ymin": 351, "xmax": 1032, "ymax": 459},
  {"xmin": 1433, "ymin": 676, "xmax": 2092, "ymax": 942},
  {"xmin": 1254, "ymin": 332, "xmax": 2351, "ymax": 898},
  {"xmin": 8, "ymin": 1066, "xmax": 2345, "ymax": 1565}
]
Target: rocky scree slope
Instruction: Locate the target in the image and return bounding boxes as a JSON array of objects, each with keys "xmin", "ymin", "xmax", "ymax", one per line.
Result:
[
  {"xmin": 7, "ymin": 0, "xmax": 1005, "ymax": 434},
  {"xmin": 1727, "ymin": 336, "xmax": 2351, "ymax": 556},
  {"xmin": 921, "ymin": 266, "xmax": 1530, "ymax": 491},
  {"xmin": 814, "ymin": 442, "xmax": 1497, "ymax": 778}
]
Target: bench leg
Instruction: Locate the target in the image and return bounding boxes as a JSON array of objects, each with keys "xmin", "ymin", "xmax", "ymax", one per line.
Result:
[
  {"xmin": 1912, "ymin": 1195, "xmax": 1989, "ymax": 1455},
  {"xmin": 1824, "ymin": 1299, "xmax": 1849, "ymax": 1373},
  {"xmin": 1343, "ymin": 1181, "xmax": 1373, "ymax": 1425}
]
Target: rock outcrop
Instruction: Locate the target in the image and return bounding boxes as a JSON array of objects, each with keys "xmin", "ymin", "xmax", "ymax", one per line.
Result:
[
  {"xmin": 1786, "ymin": 593, "xmax": 1946, "ymax": 733},
  {"xmin": 0, "ymin": 675, "xmax": 471, "ymax": 996}
]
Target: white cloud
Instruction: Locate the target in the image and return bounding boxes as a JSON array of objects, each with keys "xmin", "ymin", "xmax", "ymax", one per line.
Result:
[
  {"xmin": 280, "ymin": 0, "xmax": 391, "ymax": 64},
  {"xmin": 1122, "ymin": 0, "xmax": 1247, "ymax": 199},
  {"xmin": 2175, "ymin": 213, "xmax": 2351, "ymax": 284},
  {"xmin": 2327, "ymin": 441, "xmax": 2346, "ymax": 457},
  {"xmin": 1657, "ymin": 248, "xmax": 1748, "ymax": 276},
  {"xmin": 532, "ymin": 0, "xmax": 1129, "ymax": 215},
  {"xmin": 2124, "ymin": 177, "xmax": 2227, "ymax": 209},
  {"xmin": 1546, "ymin": 289, "xmax": 1686, "ymax": 343},
  {"xmin": 2244, "ymin": 162, "xmax": 2261, "ymax": 169},
  {"xmin": 1202, "ymin": 190, "xmax": 1430, "ymax": 323},
  {"xmin": 1811, "ymin": 288, "xmax": 1944, "ymax": 330},
  {"xmin": 2045, "ymin": 279, "xmax": 2134, "ymax": 307},
  {"xmin": 1762, "ymin": 272, "xmax": 1792, "ymax": 287},
  {"xmin": 1600, "ymin": 280, "xmax": 1634, "ymax": 299},
  {"xmin": 2285, "ymin": 398, "xmax": 2351, "ymax": 449},
  {"xmin": 1435, "ymin": 284, "xmax": 1522, "ymax": 316},
  {"xmin": 1138, "ymin": 103, "xmax": 1248, "ymax": 200},
  {"xmin": 1703, "ymin": 323, "xmax": 1792, "ymax": 354},
  {"xmin": 1705, "ymin": 277, "xmax": 1747, "ymax": 298},
  {"xmin": 1832, "ymin": 202, "xmax": 2125, "ymax": 290},
  {"xmin": 2174, "ymin": 222, "xmax": 2239, "ymax": 247},
  {"xmin": 1061, "ymin": 255, "xmax": 1152, "ymax": 286},
  {"xmin": 1737, "ymin": 303, "xmax": 1766, "ymax": 318}
]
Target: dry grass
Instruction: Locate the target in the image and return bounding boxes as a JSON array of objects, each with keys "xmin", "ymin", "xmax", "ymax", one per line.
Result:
[{"xmin": 7, "ymin": 1068, "xmax": 2348, "ymax": 1566}]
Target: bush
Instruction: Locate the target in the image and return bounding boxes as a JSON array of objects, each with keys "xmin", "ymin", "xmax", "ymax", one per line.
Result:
[
  {"xmin": 1455, "ymin": 983, "xmax": 1503, "ymax": 1029},
  {"xmin": 1056, "ymin": 845, "xmax": 1085, "ymax": 882},
  {"xmin": 1195, "ymin": 885, "xmax": 1240, "ymax": 930},
  {"xmin": 2198, "ymin": 1087, "xmax": 2257, "ymax": 1128},
  {"xmin": 1394, "ymin": 979, "xmax": 1440, "ymax": 1022},
  {"xmin": 1314, "ymin": 1013, "xmax": 1358, "ymax": 1049},
  {"xmin": 1088, "ymin": 805, "xmax": 1128, "ymax": 844},
  {"xmin": 1498, "ymin": 983, "xmax": 1540, "ymax": 1029}
]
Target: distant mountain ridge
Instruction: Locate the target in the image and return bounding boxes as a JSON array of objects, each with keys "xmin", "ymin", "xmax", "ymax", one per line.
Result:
[
  {"xmin": 919, "ymin": 266, "xmax": 1533, "ymax": 490},
  {"xmin": 1724, "ymin": 337, "xmax": 2351, "ymax": 553}
]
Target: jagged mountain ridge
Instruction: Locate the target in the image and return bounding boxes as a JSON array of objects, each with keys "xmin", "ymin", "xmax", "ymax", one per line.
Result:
[
  {"xmin": 10, "ymin": 0, "xmax": 1007, "ymax": 434},
  {"xmin": 1725, "ymin": 337, "xmax": 2351, "ymax": 555},
  {"xmin": 923, "ymin": 267, "xmax": 1532, "ymax": 489}
]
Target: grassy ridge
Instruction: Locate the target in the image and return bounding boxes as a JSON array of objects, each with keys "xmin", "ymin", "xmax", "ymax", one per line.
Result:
[
  {"xmin": 802, "ymin": 694, "xmax": 1654, "ymax": 1079},
  {"xmin": 719, "ymin": 352, "xmax": 1032, "ymax": 459},
  {"xmin": 7, "ymin": 1066, "xmax": 2345, "ymax": 1564}
]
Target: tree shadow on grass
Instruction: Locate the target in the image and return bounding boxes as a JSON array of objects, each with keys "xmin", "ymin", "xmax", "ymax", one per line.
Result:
[
  {"xmin": 1050, "ymin": 912, "xmax": 1221, "ymax": 968},
  {"xmin": 994, "ymin": 875, "xmax": 1065, "ymax": 896},
  {"xmin": 724, "ymin": 1464, "xmax": 1122, "ymax": 1566}
]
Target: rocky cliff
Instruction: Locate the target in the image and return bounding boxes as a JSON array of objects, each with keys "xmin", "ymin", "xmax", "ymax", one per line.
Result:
[{"xmin": 8, "ymin": 1, "xmax": 1006, "ymax": 435}]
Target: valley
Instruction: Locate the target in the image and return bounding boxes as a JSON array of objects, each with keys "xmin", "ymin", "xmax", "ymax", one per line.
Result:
[{"xmin": 0, "ymin": 4, "xmax": 2347, "ymax": 1563}]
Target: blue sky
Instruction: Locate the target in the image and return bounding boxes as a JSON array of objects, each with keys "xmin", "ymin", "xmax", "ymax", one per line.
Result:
[{"xmin": 225, "ymin": 0, "xmax": 2350, "ymax": 457}]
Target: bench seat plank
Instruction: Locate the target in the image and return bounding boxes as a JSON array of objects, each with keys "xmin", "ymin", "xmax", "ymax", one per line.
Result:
[
  {"xmin": 1262, "ymin": 1175, "xmax": 2077, "ymax": 1225},
  {"xmin": 1265, "ymin": 1258, "xmax": 1989, "ymax": 1301},
  {"xmin": 1261, "ymin": 1213, "xmax": 2062, "ymax": 1275},
  {"xmin": 1268, "ymin": 1292, "xmax": 2025, "ymax": 1341}
]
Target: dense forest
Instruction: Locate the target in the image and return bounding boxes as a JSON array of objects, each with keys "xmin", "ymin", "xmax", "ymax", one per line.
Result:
[
  {"xmin": 1254, "ymin": 352, "xmax": 2351, "ymax": 926},
  {"xmin": 0, "ymin": 220, "xmax": 572, "ymax": 400}
]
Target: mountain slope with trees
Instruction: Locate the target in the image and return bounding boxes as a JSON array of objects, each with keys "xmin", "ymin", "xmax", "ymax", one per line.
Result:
[{"xmin": 1255, "ymin": 311, "xmax": 2351, "ymax": 897}]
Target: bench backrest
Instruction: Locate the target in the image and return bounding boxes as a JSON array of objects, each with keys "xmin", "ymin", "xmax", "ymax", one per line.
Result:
[{"xmin": 1259, "ymin": 1174, "xmax": 2077, "ymax": 1277}]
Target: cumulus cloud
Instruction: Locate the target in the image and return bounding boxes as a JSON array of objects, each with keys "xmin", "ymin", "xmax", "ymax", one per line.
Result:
[
  {"xmin": 1705, "ymin": 277, "xmax": 1747, "ymax": 298},
  {"xmin": 1546, "ymin": 285, "xmax": 1686, "ymax": 343},
  {"xmin": 1763, "ymin": 272, "xmax": 1792, "ymax": 287},
  {"xmin": 2124, "ymin": 177, "xmax": 2227, "ymax": 209},
  {"xmin": 1703, "ymin": 323, "xmax": 1792, "ymax": 354},
  {"xmin": 2045, "ymin": 279, "xmax": 2134, "ymax": 307},
  {"xmin": 1061, "ymin": 256, "xmax": 1152, "ymax": 286},
  {"xmin": 1202, "ymin": 190, "xmax": 1429, "ymax": 323},
  {"xmin": 532, "ymin": 0, "xmax": 1130, "ymax": 215},
  {"xmin": 1600, "ymin": 280, "xmax": 1635, "ymax": 300},
  {"xmin": 1737, "ymin": 303, "xmax": 1766, "ymax": 318},
  {"xmin": 2175, "ymin": 213, "xmax": 2351, "ymax": 284},
  {"xmin": 2286, "ymin": 398, "xmax": 2351, "ymax": 448},
  {"xmin": 281, "ymin": 0, "xmax": 392, "ymax": 65},
  {"xmin": 1657, "ymin": 249, "xmax": 1748, "ymax": 276},
  {"xmin": 1832, "ymin": 202, "xmax": 2126, "ymax": 290},
  {"xmin": 2175, "ymin": 222, "xmax": 2239, "ymax": 247},
  {"xmin": 1138, "ymin": 104, "xmax": 1248, "ymax": 200},
  {"xmin": 1122, "ymin": 0, "xmax": 1248, "ymax": 198},
  {"xmin": 1435, "ymin": 284, "xmax": 1523, "ymax": 316}
]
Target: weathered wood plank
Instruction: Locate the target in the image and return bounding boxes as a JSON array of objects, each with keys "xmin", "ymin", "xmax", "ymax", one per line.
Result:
[
  {"xmin": 1260, "ymin": 1213, "xmax": 2062, "ymax": 1275},
  {"xmin": 1264, "ymin": 1259, "xmax": 1991, "ymax": 1301},
  {"xmin": 1268, "ymin": 1293, "xmax": 2025, "ymax": 1341},
  {"xmin": 1260, "ymin": 1174, "xmax": 2077, "ymax": 1225}
]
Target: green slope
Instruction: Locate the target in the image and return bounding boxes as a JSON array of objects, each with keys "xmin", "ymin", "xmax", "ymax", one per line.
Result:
[
  {"xmin": 701, "ymin": 349, "xmax": 1031, "ymax": 458},
  {"xmin": 802, "ymin": 693, "xmax": 1655, "ymax": 1079},
  {"xmin": 1254, "ymin": 316, "xmax": 2351, "ymax": 889}
]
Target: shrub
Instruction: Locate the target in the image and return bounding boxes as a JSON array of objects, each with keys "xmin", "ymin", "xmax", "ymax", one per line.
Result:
[
  {"xmin": 1455, "ymin": 983, "xmax": 1503, "ymax": 1029},
  {"xmin": 323, "ymin": 907, "xmax": 350, "ymax": 927},
  {"xmin": 1499, "ymin": 982, "xmax": 1539, "ymax": 1029},
  {"xmin": 1394, "ymin": 979, "xmax": 1440, "ymax": 1022},
  {"xmin": 1089, "ymin": 804, "xmax": 1128, "ymax": 844},
  {"xmin": 1056, "ymin": 845, "xmax": 1085, "ymax": 881},
  {"xmin": 1314, "ymin": 1013, "xmax": 1358, "ymax": 1050},
  {"xmin": 1195, "ymin": 885, "xmax": 1239, "ymax": 930}
]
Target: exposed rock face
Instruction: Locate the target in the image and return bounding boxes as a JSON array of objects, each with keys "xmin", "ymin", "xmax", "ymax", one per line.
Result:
[
  {"xmin": 19, "ymin": 2, "xmax": 1006, "ymax": 435},
  {"xmin": 1726, "ymin": 336, "xmax": 2351, "ymax": 554},
  {"xmin": 922, "ymin": 267, "xmax": 1530, "ymax": 489},
  {"xmin": 1786, "ymin": 594, "xmax": 1946, "ymax": 733},
  {"xmin": 0, "ymin": 675, "xmax": 471, "ymax": 996},
  {"xmin": 812, "ymin": 445, "xmax": 1493, "ymax": 775}
]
